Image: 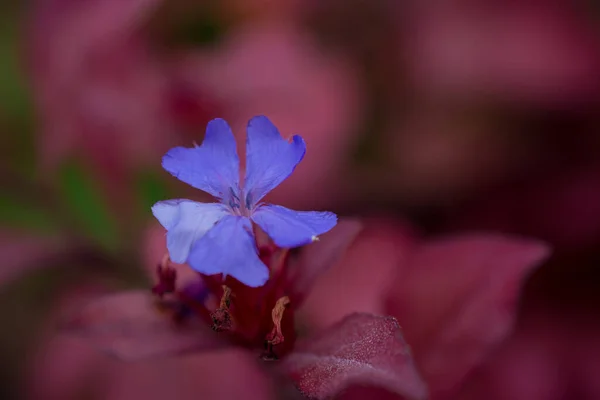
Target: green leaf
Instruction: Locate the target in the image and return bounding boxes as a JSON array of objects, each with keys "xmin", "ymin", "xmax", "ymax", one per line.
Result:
[
  {"xmin": 0, "ymin": 195, "xmax": 59, "ymax": 233},
  {"xmin": 0, "ymin": 16, "xmax": 33, "ymax": 121},
  {"xmin": 149, "ymin": 2, "xmax": 227, "ymax": 49},
  {"xmin": 0, "ymin": 9, "xmax": 37, "ymax": 176},
  {"xmin": 136, "ymin": 170, "xmax": 169, "ymax": 212},
  {"xmin": 57, "ymin": 161, "xmax": 120, "ymax": 253}
]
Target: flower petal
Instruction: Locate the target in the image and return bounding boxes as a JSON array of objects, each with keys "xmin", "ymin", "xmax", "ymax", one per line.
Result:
[
  {"xmin": 151, "ymin": 200, "xmax": 229, "ymax": 264},
  {"xmin": 252, "ymin": 204, "xmax": 337, "ymax": 248},
  {"xmin": 244, "ymin": 115, "xmax": 306, "ymax": 205},
  {"xmin": 162, "ymin": 118, "xmax": 240, "ymax": 201},
  {"xmin": 188, "ymin": 215, "xmax": 269, "ymax": 287}
]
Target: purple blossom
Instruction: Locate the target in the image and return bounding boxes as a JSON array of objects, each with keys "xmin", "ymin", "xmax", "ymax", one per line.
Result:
[{"xmin": 152, "ymin": 116, "xmax": 337, "ymax": 287}]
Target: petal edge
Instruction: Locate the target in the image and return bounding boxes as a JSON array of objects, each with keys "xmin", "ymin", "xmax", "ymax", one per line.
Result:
[
  {"xmin": 244, "ymin": 116, "xmax": 306, "ymax": 205},
  {"xmin": 252, "ymin": 204, "xmax": 337, "ymax": 248},
  {"xmin": 162, "ymin": 118, "xmax": 240, "ymax": 201},
  {"xmin": 152, "ymin": 199, "xmax": 229, "ymax": 264},
  {"xmin": 188, "ymin": 215, "xmax": 269, "ymax": 287}
]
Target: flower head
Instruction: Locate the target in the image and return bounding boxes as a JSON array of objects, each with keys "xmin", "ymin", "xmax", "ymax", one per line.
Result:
[{"xmin": 152, "ymin": 116, "xmax": 337, "ymax": 287}]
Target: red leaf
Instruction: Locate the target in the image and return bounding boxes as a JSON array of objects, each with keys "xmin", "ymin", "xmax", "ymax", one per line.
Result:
[
  {"xmin": 61, "ymin": 290, "xmax": 226, "ymax": 360},
  {"xmin": 387, "ymin": 234, "xmax": 550, "ymax": 399},
  {"xmin": 283, "ymin": 313, "xmax": 428, "ymax": 400},
  {"xmin": 297, "ymin": 219, "xmax": 416, "ymax": 333},
  {"xmin": 287, "ymin": 219, "xmax": 362, "ymax": 305},
  {"xmin": 451, "ymin": 165, "xmax": 600, "ymax": 251}
]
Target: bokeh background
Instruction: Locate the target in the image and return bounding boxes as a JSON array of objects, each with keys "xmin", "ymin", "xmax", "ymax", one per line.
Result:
[{"xmin": 2, "ymin": 0, "xmax": 600, "ymax": 399}]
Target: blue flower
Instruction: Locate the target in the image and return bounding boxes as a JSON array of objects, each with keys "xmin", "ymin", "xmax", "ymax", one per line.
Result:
[{"xmin": 152, "ymin": 116, "xmax": 337, "ymax": 287}]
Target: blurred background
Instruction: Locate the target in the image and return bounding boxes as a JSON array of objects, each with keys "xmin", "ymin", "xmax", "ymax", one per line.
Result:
[{"xmin": 2, "ymin": 0, "xmax": 600, "ymax": 399}]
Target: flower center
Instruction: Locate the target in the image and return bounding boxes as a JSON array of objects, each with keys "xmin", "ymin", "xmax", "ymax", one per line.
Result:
[{"xmin": 227, "ymin": 187, "xmax": 251, "ymax": 217}]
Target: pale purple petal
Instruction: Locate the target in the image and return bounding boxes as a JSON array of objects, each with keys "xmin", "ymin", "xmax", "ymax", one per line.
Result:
[
  {"xmin": 244, "ymin": 116, "xmax": 306, "ymax": 205},
  {"xmin": 252, "ymin": 204, "xmax": 337, "ymax": 248},
  {"xmin": 162, "ymin": 118, "xmax": 240, "ymax": 201},
  {"xmin": 151, "ymin": 199, "xmax": 229, "ymax": 264},
  {"xmin": 188, "ymin": 215, "xmax": 269, "ymax": 287}
]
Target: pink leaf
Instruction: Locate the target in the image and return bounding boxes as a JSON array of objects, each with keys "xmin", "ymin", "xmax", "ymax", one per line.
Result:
[
  {"xmin": 28, "ymin": 0, "xmax": 175, "ymax": 179},
  {"xmin": 61, "ymin": 290, "xmax": 225, "ymax": 361},
  {"xmin": 283, "ymin": 313, "xmax": 428, "ymax": 400},
  {"xmin": 287, "ymin": 219, "xmax": 362, "ymax": 306},
  {"xmin": 387, "ymin": 234, "xmax": 550, "ymax": 399},
  {"xmin": 298, "ymin": 219, "xmax": 416, "ymax": 333}
]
